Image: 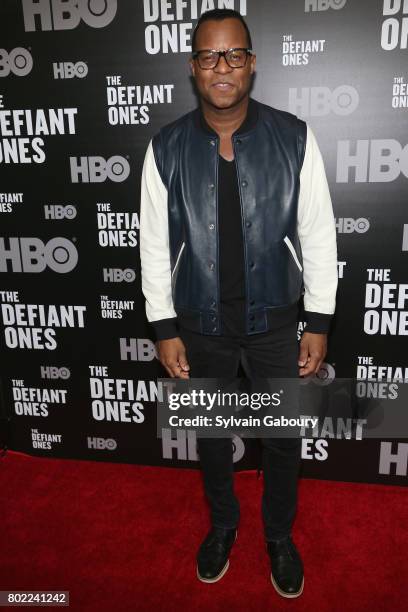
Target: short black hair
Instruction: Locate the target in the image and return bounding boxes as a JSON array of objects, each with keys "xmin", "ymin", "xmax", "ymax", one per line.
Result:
[{"xmin": 191, "ymin": 9, "xmax": 252, "ymax": 52}]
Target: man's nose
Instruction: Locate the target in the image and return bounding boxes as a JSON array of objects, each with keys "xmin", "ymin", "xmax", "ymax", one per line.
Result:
[{"xmin": 214, "ymin": 54, "xmax": 233, "ymax": 73}]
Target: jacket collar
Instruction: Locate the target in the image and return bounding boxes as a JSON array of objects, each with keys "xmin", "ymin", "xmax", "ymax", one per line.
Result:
[{"xmin": 193, "ymin": 96, "xmax": 258, "ymax": 139}]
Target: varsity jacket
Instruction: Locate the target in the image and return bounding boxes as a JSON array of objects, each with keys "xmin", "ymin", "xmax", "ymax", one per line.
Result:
[{"xmin": 139, "ymin": 97, "xmax": 338, "ymax": 340}]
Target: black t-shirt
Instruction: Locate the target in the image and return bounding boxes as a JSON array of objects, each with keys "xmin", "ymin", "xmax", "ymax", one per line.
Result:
[{"xmin": 218, "ymin": 154, "xmax": 247, "ymax": 335}]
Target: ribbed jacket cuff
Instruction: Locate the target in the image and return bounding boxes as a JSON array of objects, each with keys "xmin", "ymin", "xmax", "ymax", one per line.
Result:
[
  {"xmin": 151, "ymin": 317, "xmax": 179, "ymax": 341},
  {"xmin": 304, "ymin": 311, "xmax": 333, "ymax": 334}
]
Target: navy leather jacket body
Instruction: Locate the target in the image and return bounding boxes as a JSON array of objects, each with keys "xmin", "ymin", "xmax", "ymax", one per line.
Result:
[{"xmin": 140, "ymin": 97, "xmax": 338, "ymax": 340}]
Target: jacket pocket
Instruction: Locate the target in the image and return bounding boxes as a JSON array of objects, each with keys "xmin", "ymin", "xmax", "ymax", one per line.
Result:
[
  {"xmin": 171, "ymin": 241, "xmax": 185, "ymax": 280},
  {"xmin": 283, "ymin": 235, "xmax": 303, "ymax": 272}
]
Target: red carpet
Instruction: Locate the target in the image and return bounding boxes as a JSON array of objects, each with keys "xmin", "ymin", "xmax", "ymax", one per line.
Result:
[{"xmin": 1, "ymin": 450, "xmax": 407, "ymax": 611}]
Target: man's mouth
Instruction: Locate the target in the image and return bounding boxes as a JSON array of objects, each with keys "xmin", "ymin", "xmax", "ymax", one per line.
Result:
[{"xmin": 212, "ymin": 82, "xmax": 234, "ymax": 90}]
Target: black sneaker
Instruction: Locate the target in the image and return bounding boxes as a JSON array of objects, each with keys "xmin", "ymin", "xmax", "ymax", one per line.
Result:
[
  {"xmin": 267, "ymin": 535, "xmax": 304, "ymax": 598},
  {"xmin": 196, "ymin": 527, "xmax": 238, "ymax": 583}
]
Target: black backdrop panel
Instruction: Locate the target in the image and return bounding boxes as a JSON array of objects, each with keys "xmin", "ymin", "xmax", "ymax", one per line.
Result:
[{"xmin": 1, "ymin": 1, "xmax": 407, "ymax": 485}]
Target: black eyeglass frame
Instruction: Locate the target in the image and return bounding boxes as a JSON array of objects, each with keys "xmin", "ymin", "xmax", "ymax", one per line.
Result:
[{"xmin": 191, "ymin": 47, "xmax": 253, "ymax": 70}]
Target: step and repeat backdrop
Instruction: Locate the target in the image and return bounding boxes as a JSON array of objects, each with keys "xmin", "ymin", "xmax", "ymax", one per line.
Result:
[{"xmin": 0, "ymin": 0, "xmax": 407, "ymax": 485}]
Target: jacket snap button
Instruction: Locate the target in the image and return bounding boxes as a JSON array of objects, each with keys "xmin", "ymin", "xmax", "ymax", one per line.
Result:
[
  {"xmin": 245, "ymin": 221, "xmax": 252, "ymax": 227},
  {"xmin": 242, "ymin": 180, "xmax": 248, "ymax": 187},
  {"xmin": 236, "ymin": 139, "xmax": 242, "ymax": 145},
  {"xmin": 209, "ymin": 184, "xmax": 215, "ymax": 190},
  {"xmin": 209, "ymin": 262, "xmax": 215, "ymax": 271},
  {"xmin": 210, "ymin": 140, "xmax": 216, "ymax": 146},
  {"xmin": 209, "ymin": 223, "xmax": 215, "ymax": 230},
  {"xmin": 249, "ymin": 261, "xmax": 255, "ymax": 268},
  {"xmin": 210, "ymin": 315, "xmax": 216, "ymax": 322}
]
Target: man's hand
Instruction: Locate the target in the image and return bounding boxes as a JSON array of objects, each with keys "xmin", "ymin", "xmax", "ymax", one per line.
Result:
[
  {"xmin": 298, "ymin": 331, "xmax": 327, "ymax": 377},
  {"xmin": 156, "ymin": 337, "xmax": 190, "ymax": 378}
]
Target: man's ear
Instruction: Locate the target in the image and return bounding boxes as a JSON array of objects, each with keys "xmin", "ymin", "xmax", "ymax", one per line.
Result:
[
  {"xmin": 189, "ymin": 58, "xmax": 195, "ymax": 77},
  {"xmin": 250, "ymin": 53, "xmax": 256, "ymax": 74}
]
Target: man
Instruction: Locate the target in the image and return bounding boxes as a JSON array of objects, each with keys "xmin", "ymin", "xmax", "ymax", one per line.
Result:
[{"xmin": 139, "ymin": 8, "xmax": 337, "ymax": 598}]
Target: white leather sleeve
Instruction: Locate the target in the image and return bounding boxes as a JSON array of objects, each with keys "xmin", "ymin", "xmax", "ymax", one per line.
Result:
[
  {"xmin": 297, "ymin": 124, "xmax": 338, "ymax": 315},
  {"xmin": 139, "ymin": 139, "xmax": 177, "ymax": 322}
]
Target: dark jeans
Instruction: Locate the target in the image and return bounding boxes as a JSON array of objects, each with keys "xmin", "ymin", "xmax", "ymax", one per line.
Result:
[{"xmin": 178, "ymin": 320, "xmax": 302, "ymax": 542}]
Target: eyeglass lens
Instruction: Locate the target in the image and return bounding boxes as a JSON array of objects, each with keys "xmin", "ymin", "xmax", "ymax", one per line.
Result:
[{"xmin": 197, "ymin": 49, "xmax": 248, "ymax": 69}]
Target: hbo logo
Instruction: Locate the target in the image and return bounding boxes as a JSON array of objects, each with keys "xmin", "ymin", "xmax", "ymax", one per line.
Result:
[
  {"xmin": 103, "ymin": 268, "xmax": 136, "ymax": 283},
  {"xmin": 87, "ymin": 437, "xmax": 117, "ymax": 451},
  {"xmin": 336, "ymin": 218, "xmax": 370, "ymax": 233},
  {"xmin": 0, "ymin": 48, "xmax": 33, "ymax": 77},
  {"xmin": 70, "ymin": 156, "xmax": 130, "ymax": 183},
  {"xmin": 53, "ymin": 61, "xmax": 88, "ymax": 79},
  {"xmin": 161, "ymin": 432, "xmax": 245, "ymax": 462},
  {"xmin": 289, "ymin": 86, "xmax": 359, "ymax": 117},
  {"xmin": 0, "ymin": 237, "xmax": 78, "ymax": 273},
  {"xmin": 41, "ymin": 366, "xmax": 71, "ymax": 380},
  {"xmin": 44, "ymin": 205, "xmax": 77, "ymax": 220},
  {"xmin": 337, "ymin": 139, "xmax": 408, "ymax": 182},
  {"xmin": 22, "ymin": 0, "xmax": 118, "ymax": 32},
  {"xmin": 305, "ymin": 0, "xmax": 347, "ymax": 10}
]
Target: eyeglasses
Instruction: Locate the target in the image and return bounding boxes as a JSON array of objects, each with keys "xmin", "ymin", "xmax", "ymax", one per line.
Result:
[{"xmin": 192, "ymin": 47, "xmax": 252, "ymax": 70}]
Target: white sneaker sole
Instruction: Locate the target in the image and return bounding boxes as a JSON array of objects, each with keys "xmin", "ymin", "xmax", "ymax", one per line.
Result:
[{"xmin": 270, "ymin": 572, "xmax": 304, "ymax": 598}]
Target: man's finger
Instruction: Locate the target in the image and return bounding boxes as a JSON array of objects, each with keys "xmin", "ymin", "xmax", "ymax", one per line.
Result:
[
  {"xmin": 164, "ymin": 361, "xmax": 190, "ymax": 379},
  {"xmin": 313, "ymin": 358, "xmax": 324, "ymax": 374},
  {"xmin": 178, "ymin": 353, "xmax": 190, "ymax": 372},
  {"xmin": 299, "ymin": 355, "xmax": 320, "ymax": 376},
  {"xmin": 163, "ymin": 364, "xmax": 175, "ymax": 378},
  {"xmin": 176, "ymin": 363, "xmax": 190, "ymax": 379},
  {"xmin": 298, "ymin": 344, "xmax": 309, "ymax": 367},
  {"xmin": 163, "ymin": 360, "xmax": 179, "ymax": 378}
]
